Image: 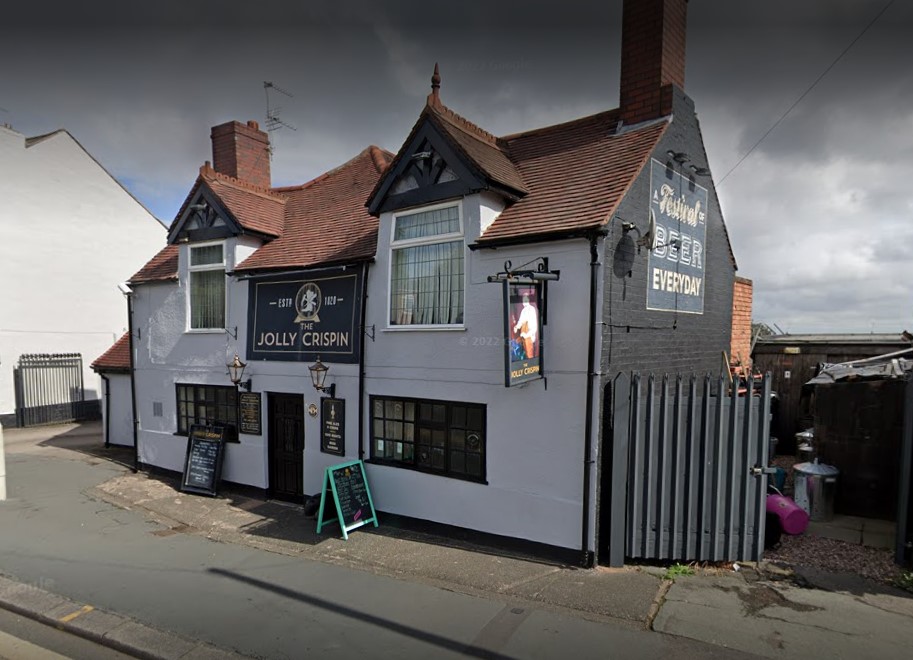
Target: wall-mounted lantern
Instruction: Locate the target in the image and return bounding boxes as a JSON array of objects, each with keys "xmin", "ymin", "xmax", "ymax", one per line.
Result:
[
  {"xmin": 308, "ymin": 355, "xmax": 336, "ymax": 398},
  {"xmin": 227, "ymin": 353, "xmax": 252, "ymax": 392}
]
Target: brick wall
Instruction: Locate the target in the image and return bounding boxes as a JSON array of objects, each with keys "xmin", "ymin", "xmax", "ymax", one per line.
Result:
[
  {"xmin": 620, "ymin": 0, "xmax": 688, "ymax": 126},
  {"xmin": 210, "ymin": 120, "xmax": 271, "ymax": 188},
  {"xmin": 600, "ymin": 88, "xmax": 735, "ymax": 381},
  {"xmin": 731, "ymin": 276, "xmax": 753, "ymax": 373}
]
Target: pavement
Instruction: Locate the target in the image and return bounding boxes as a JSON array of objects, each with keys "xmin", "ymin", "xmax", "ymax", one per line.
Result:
[{"xmin": 1, "ymin": 421, "xmax": 913, "ymax": 659}]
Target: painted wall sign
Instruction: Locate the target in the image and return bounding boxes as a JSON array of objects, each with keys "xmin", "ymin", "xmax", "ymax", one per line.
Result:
[
  {"xmin": 321, "ymin": 397, "xmax": 345, "ymax": 455},
  {"xmin": 247, "ymin": 268, "xmax": 362, "ymax": 363},
  {"xmin": 316, "ymin": 460, "xmax": 378, "ymax": 540},
  {"xmin": 180, "ymin": 424, "xmax": 226, "ymax": 497},
  {"xmin": 646, "ymin": 158, "xmax": 709, "ymax": 314},
  {"xmin": 238, "ymin": 392, "xmax": 262, "ymax": 435},
  {"xmin": 503, "ymin": 282, "xmax": 543, "ymax": 387}
]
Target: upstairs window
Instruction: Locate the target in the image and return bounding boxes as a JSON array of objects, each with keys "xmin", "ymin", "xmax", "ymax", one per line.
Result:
[
  {"xmin": 389, "ymin": 204, "xmax": 464, "ymax": 326},
  {"xmin": 189, "ymin": 243, "xmax": 225, "ymax": 330}
]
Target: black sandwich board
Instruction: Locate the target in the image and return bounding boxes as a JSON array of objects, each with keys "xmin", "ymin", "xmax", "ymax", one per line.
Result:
[
  {"xmin": 316, "ymin": 459, "xmax": 378, "ymax": 539},
  {"xmin": 180, "ymin": 424, "xmax": 226, "ymax": 497}
]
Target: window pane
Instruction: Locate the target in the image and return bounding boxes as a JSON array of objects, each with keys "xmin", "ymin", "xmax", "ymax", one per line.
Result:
[
  {"xmin": 450, "ymin": 451, "xmax": 465, "ymax": 474},
  {"xmin": 190, "ymin": 269, "xmax": 225, "ymax": 329},
  {"xmin": 190, "ymin": 244, "xmax": 223, "ymax": 266},
  {"xmin": 431, "ymin": 448, "xmax": 445, "ymax": 470},
  {"xmin": 394, "ymin": 206, "xmax": 459, "ymax": 241},
  {"xmin": 452, "ymin": 406, "xmax": 466, "ymax": 428},
  {"xmin": 467, "ymin": 407, "xmax": 483, "ymax": 430},
  {"xmin": 373, "ymin": 420, "xmax": 384, "ymax": 438},
  {"xmin": 390, "ymin": 241, "xmax": 463, "ymax": 325},
  {"xmin": 466, "ymin": 453, "xmax": 482, "ymax": 476},
  {"xmin": 450, "ymin": 429, "xmax": 465, "ymax": 450},
  {"xmin": 433, "ymin": 405, "xmax": 446, "ymax": 423},
  {"xmin": 432, "ymin": 429, "xmax": 445, "ymax": 447}
]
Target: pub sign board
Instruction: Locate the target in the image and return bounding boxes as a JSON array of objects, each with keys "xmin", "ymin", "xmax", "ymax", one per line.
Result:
[
  {"xmin": 646, "ymin": 158, "xmax": 708, "ymax": 314},
  {"xmin": 247, "ymin": 267, "xmax": 362, "ymax": 363},
  {"xmin": 316, "ymin": 460, "xmax": 378, "ymax": 540},
  {"xmin": 321, "ymin": 397, "xmax": 345, "ymax": 456},
  {"xmin": 503, "ymin": 281, "xmax": 543, "ymax": 387},
  {"xmin": 181, "ymin": 424, "xmax": 226, "ymax": 497}
]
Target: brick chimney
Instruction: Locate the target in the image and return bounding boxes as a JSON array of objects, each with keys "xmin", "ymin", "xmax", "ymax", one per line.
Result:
[
  {"xmin": 619, "ymin": 0, "xmax": 688, "ymax": 126},
  {"xmin": 210, "ymin": 120, "xmax": 271, "ymax": 188}
]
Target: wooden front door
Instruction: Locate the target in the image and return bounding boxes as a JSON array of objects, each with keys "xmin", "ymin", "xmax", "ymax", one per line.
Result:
[{"xmin": 268, "ymin": 393, "xmax": 305, "ymax": 502}]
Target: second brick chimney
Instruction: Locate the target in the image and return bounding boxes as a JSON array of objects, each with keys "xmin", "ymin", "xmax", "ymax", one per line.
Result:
[
  {"xmin": 210, "ymin": 120, "xmax": 271, "ymax": 188},
  {"xmin": 619, "ymin": 0, "xmax": 688, "ymax": 126}
]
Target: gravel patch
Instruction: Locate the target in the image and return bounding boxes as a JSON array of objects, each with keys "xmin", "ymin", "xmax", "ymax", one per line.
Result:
[{"xmin": 766, "ymin": 531, "xmax": 906, "ymax": 588}]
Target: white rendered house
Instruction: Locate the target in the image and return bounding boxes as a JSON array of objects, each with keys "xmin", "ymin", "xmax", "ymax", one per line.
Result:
[{"xmin": 0, "ymin": 124, "xmax": 165, "ymax": 425}]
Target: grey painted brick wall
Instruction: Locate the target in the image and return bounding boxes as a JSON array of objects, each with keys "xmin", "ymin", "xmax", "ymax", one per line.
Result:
[{"xmin": 600, "ymin": 88, "xmax": 735, "ymax": 382}]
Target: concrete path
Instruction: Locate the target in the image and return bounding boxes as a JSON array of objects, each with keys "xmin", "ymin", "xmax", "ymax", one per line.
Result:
[{"xmin": 0, "ymin": 422, "xmax": 757, "ymax": 659}]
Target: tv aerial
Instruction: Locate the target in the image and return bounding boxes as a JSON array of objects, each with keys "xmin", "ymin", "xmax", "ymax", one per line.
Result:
[{"xmin": 263, "ymin": 81, "xmax": 297, "ymax": 156}]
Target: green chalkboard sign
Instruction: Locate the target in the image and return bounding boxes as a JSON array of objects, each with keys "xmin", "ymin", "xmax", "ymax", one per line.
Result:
[
  {"xmin": 316, "ymin": 460, "xmax": 378, "ymax": 539},
  {"xmin": 180, "ymin": 424, "xmax": 226, "ymax": 497}
]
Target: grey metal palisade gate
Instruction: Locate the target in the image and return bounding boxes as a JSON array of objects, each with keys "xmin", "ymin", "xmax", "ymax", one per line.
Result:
[
  {"xmin": 13, "ymin": 353, "xmax": 87, "ymax": 427},
  {"xmin": 609, "ymin": 372, "xmax": 772, "ymax": 565}
]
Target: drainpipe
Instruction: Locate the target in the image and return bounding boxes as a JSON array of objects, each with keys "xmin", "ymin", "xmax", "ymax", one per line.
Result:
[
  {"xmin": 125, "ymin": 289, "xmax": 139, "ymax": 473},
  {"xmin": 101, "ymin": 373, "xmax": 111, "ymax": 448},
  {"xmin": 0, "ymin": 422, "xmax": 6, "ymax": 501},
  {"xmin": 357, "ymin": 261, "xmax": 371, "ymax": 461},
  {"xmin": 581, "ymin": 230, "xmax": 605, "ymax": 568}
]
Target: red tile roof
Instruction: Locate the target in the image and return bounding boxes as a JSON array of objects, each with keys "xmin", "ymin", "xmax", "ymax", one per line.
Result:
[
  {"xmin": 235, "ymin": 146, "xmax": 392, "ymax": 273},
  {"xmin": 91, "ymin": 333, "xmax": 131, "ymax": 372},
  {"xmin": 428, "ymin": 104, "xmax": 528, "ymax": 195},
  {"xmin": 203, "ymin": 166, "xmax": 286, "ymax": 237},
  {"xmin": 128, "ymin": 146, "xmax": 392, "ymax": 283},
  {"xmin": 479, "ymin": 110, "xmax": 668, "ymax": 243},
  {"xmin": 130, "ymin": 244, "xmax": 178, "ymax": 283}
]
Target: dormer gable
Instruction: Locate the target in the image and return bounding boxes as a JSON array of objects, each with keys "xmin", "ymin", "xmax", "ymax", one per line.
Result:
[
  {"xmin": 167, "ymin": 179, "xmax": 241, "ymax": 244},
  {"xmin": 368, "ymin": 64, "xmax": 528, "ymax": 216},
  {"xmin": 367, "ymin": 109, "xmax": 487, "ymax": 216}
]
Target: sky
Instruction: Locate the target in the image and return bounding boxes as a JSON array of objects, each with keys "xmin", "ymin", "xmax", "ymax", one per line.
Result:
[{"xmin": 2, "ymin": 0, "xmax": 911, "ymax": 334}]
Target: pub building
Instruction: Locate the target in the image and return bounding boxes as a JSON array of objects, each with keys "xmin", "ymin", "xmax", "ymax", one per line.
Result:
[{"xmin": 107, "ymin": 0, "xmax": 739, "ymax": 565}]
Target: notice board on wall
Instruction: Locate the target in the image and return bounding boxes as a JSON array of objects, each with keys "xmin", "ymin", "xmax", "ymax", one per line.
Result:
[
  {"xmin": 316, "ymin": 460, "xmax": 378, "ymax": 540},
  {"xmin": 180, "ymin": 424, "xmax": 226, "ymax": 497}
]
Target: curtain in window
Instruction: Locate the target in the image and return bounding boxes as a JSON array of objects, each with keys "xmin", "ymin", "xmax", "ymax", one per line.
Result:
[
  {"xmin": 191, "ymin": 270, "xmax": 225, "ymax": 329},
  {"xmin": 392, "ymin": 241, "xmax": 463, "ymax": 325}
]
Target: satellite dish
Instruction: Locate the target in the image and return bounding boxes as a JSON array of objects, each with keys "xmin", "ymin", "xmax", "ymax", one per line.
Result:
[{"xmin": 638, "ymin": 209, "xmax": 657, "ymax": 250}]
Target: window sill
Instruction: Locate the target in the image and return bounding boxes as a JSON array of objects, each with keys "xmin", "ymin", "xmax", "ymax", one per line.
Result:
[
  {"xmin": 184, "ymin": 329, "xmax": 227, "ymax": 335},
  {"xmin": 382, "ymin": 325, "xmax": 466, "ymax": 333},
  {"xmin": 366, "ymin": 458, "xmax": 487, "ymax": 485},
  {"xmin": 173, "ymin": 432, "xmax": 240, "ymax": 444}
]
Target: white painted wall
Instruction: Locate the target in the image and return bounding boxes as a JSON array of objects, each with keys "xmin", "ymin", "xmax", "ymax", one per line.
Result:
[
  {"xmin": 0, "ymin": 125, "xmax": 165, "ymax": 419},
  {"xmin": 100, "ymin": 373, "xmax": 134, "ymax": 446},
  {"xmin": 131, "ymin": 237, "xmax": 363, "ymax": 490},
  {"xmin": 363, "ymin": 192, "xmax": 599, "ymax": 550}
]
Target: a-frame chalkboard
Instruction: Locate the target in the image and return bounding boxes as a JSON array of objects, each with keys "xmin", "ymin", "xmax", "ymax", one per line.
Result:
[
  {"xmin": 180, "ymin": 424, "xmax": 226, "ymax": 497},
  {"xmin": 316, "ymin": 460, "xmax": 378, "ymax": 539}
]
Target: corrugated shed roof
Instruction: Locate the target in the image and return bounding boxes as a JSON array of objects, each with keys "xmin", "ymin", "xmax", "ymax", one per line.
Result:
[{"xmin": 91, "ymin": 333, "xmax": 131, "ymax": 372}]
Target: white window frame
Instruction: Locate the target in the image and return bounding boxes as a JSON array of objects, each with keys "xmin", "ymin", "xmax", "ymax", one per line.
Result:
[
  {"xmin": 186, "ymin": 240, "xmax": 228, "ymax": 333},
  {"xmin": 387, "ymin": 201, "xmax": 465, "ymax": 329}
]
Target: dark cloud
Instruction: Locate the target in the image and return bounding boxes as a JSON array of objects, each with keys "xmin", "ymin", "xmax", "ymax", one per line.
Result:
[{"xmin": 3, "ymin": 0, "xmax": 910, "ymax": 333}]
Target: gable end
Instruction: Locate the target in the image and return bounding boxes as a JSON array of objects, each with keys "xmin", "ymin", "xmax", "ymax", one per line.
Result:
[
  {"xmin": 368, "ymin": 118, "xmax": 486, "ymax": 215},
  {"xmin": 168, "ymin": 184, "xmax": 243, "ymax": 244}
]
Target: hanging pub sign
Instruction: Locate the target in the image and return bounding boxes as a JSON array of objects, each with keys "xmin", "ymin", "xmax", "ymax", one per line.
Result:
[
  {"xmin": 503, "ymin": 281, "xmax": 543, "ymax": 387},
  {"xmin": 246, "ymin": 267, "xmax": 362, "ymax": 363},
  {"xmin": 646, "ymin": 158, "xmax": 708, "ymax": 314},
  {"xmin": 321, "ymin": 397, "xmax": 345, "ymax": 456}
]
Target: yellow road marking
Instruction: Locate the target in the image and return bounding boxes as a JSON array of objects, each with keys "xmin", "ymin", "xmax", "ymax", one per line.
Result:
[{"xmin": 57, "ymin": 605, "xmax": 94, "ymax": 623}]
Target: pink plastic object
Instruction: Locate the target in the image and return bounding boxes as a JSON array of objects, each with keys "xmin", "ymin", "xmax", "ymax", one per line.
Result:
[{"xmin": 766, "ymin": 493, "xmax": 809, "ymax": 535}]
